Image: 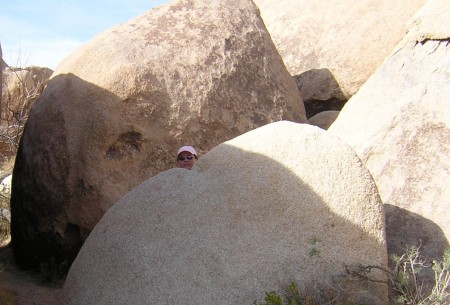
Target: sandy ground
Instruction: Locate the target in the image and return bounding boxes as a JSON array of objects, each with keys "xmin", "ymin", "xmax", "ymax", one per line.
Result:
[
  {"xmin": 0, "ymin": 160, "xmax": 63, "ymax": 304},
  {"xmin": 0, "ymin": 246, "xmax": 63, "ymax": 305}
]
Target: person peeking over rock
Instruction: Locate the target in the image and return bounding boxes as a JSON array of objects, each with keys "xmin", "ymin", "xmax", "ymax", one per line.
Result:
[{"xmin": 177, "ymin": 145, "xmax": 198, "ymax": 170}]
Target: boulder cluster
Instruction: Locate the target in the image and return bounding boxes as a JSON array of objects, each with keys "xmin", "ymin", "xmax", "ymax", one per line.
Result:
[{"xmin": 2, "ymin": 0, "xmax": 448, "ymax": 304}]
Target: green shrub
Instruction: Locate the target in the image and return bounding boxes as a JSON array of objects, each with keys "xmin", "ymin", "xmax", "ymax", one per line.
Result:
[{"xmin": 253, "ymin": 282, "xmax": 359, "ymax": 305}]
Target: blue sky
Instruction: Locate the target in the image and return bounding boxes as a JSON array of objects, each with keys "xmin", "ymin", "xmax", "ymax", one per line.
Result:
[{"xmin": 0, "ymin": 0, "xmax": 169, "ymax": 70}]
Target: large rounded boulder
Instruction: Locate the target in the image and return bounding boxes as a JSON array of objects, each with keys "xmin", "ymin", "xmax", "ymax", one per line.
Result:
[
  {"xmin": 10, "ymin": 0, "xmax": 305, "ymax": 272},
  {"xmin": 63, "ymin": 121, "xmax": 387, "ymax": 305}
]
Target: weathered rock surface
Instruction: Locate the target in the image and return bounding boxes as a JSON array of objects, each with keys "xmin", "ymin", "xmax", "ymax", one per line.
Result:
[
  {"xmin": 0, "ymin": 43, "xmax": 8, "ymax": 73},
  {"xmin": 63, "ymin": 121, "xmax": 387, "ymax": 305},
  {"xmin": 0, "ymin": 59, "xmax": 7, "ymax": 70},
  {"xmin": 254, "ymin": 0, "xmax": 427, "ymax": 99},
  {"xmin": 10, "ymin": 0, "xmax": 305, "ymax": 272},
  {"xmin": 329, "ymin": 0, "xmax": 450, "ymax": 284},
  {"xmin": 0, "ymin": 43, "xmax": 2, "ymax": 105},
  {"xmin": 307, "ymin": 110, "xmax": 339, "ymax": 130}
]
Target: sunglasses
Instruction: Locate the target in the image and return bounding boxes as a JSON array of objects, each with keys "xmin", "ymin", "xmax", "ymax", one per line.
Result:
[{"xmin": 178, "ymin": 155, "xmax": 195, "ymax": 161}]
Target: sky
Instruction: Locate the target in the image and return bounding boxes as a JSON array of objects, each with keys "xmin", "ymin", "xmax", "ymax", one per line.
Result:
[{"xmin": 0, "ymin": 0, "xmax": 169, "ymax": 70}]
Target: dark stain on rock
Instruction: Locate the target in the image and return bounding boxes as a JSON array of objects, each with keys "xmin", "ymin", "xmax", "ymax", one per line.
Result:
[{"xmin": 106, "ymin": 131, "xmax": 143, "ymax": 160}]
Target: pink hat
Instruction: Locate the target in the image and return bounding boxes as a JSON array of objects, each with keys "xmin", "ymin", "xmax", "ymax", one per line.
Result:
[{"xmin": 177, "ymin": 145, "xmax": 197, "ymax": 156}]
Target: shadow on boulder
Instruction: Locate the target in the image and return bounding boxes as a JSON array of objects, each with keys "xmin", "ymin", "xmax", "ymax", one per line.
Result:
[
  {"xmin": 294, "ymin": 68, "xmax": 347, "ymax": 118},
  {"xmin": 384, "ymin": 204, "xmax": 450, "ymax": 290},
  {"xmin": 10, "ymin": 73, "xmax": 129, "ymax": 277}
]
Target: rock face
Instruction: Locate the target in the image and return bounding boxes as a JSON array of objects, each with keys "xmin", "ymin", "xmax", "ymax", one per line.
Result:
[
  {"xmin": 329, "ymin": 0, "xmax": 450, "ymax": 285},
  {"xmin": 63, "ymin": 121, "xmax": 387, "ymax": 305},
  {"xmin": 0, "ymin": 43, "xmax": 2, "ymax": 106},
  {"xmin": 0, "ymin": 42, "xmax": 7, "ymax": 71},
  {"xmin": 10, "ymin": 0, "xmax": 305, "ymax": 272},
  {"xmin": 307, "ymin": 110, "xmax": 339, "ymax": 130},
  {"xmin": 293, "ymin": 68, "xmax": 346, "ymax": 118},
  {"xmin": 254, "ymin": 0, "xmax": 427, "ymax": 99}
]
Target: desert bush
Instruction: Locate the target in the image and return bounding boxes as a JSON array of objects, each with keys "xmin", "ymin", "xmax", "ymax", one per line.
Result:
[
  {"xmin": 255, "ymin": 245, "xmax": 449, "ymax": 305},
  {"xmin": 346, "ymin": 245, "xmax": 450, "ymax": 305},
  {"xmin": 0, "ymin": 173, "xmax": 11, "ymax": 246},
  {"xmin": 0, "ymin": 66, "xmax": 50, "ymax": 158},
  {"xmin": 0, "ymin": 190, "xmax": 10, "ymax": 245},
  {"xmin": 253, "ymin": 281, "xmax": 359, "ymax": 305}
]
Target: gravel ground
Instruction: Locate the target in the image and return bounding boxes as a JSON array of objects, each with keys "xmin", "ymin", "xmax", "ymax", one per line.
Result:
[{"xmin": 0, "ymin": 246, "xmax": 63, "ymax": 305}]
